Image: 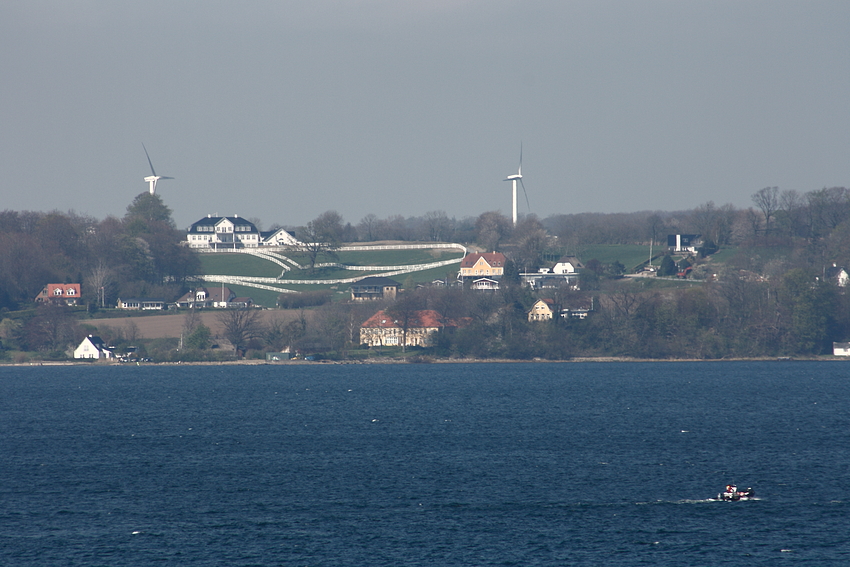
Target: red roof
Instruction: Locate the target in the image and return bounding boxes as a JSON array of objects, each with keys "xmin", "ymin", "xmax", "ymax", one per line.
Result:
[
  {"xmin": 361, "ymin": 309, "xmax": 465, "ymax": 329},
  {"xmin": 42, "ymin": 283, "xmax": 81, "ymax": 297},
  {"xmin": 460, "ymin": 252, "xmax": 506, "ymax": 269}
]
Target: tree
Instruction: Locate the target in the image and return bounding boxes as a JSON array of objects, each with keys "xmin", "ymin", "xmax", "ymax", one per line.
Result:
[
  {"xmin": 124, "ymin": 193, "xmax": 175, "ymax": 227},
  {"xmin": 184, "ymin": 324, "xmax": 212, "ymax": 350},
  {"xmin": 217, "ymin": 308, "xmax": 264, "ymax": 356},
  {"xmin": 512, "ymin": 215, "xmax": 548, "ymax": 272},
  {"xmin": 22, "ymin": 303, "xmax": 82, "ymax": 352},
  {"xmin": 358, "ymin": 214, "xmax": 379, "ymax": 241},
  {"xmin": 423, "ymin": 210, "xmax": 453, "ymax": 242},
  {"xmin": 658, "ymin": 255, "xmax": 677, "ymax": 277},
  {"xmin": 779, "ymin": 269, "xmax": 837, "ymax": 354},
  {"xmin": 752, "ymin": 187, "xmax": 779, "ymax": 235},
  {"xmin": 311, "ymin": 210, "xmax": 345, "ymax": 243},
  {"xmin": 385, "ymin": 292, "xmax": 427, "ymax": 353},
  {"xmin": 475, "ymin": 211, "xmax": 512, "ymax": 251},
  {"xmin": 298, "ymin": 212, "xmax": 344, "ymax": 272}
]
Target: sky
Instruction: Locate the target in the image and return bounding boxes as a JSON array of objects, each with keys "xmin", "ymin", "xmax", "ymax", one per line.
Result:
[{"xmin": 2, "ymin": 1, "xmax": 849, "ymax": 230}]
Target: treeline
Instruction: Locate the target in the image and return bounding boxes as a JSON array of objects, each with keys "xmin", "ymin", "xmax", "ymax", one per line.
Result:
[
  {"xmin": 0, "ymin": 193, "xmax": 201, "ymax": 311},
  {"xmin": 307, "ymin": 185, "xmax": 846, "ymax": 248},
  {"xmin": 268, "ymin": 265, "xmax": 849, "ymax": 360}
]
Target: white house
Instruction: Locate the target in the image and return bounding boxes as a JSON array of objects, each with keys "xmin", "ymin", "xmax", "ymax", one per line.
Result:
[
  {"xmin": 833, "ymin": 342, "xmax": 850, "ymax": 356},
  {"xmin": 175, "ymin": 286, "xmax": 237, "ymax": 309},
  {"xmin": 187, "ymin": 215, "xmax": 301, "ymax": 249},
  {"xmin": 74, "ymin": 335, "xmax": 114, "ymax": 359},
  {"xmin": 187, "ymin": 215, "xmax": 262, "ymax": 249},
  {"xmin": 667, "ymin": 234, "xmax": 703, "ymax": 253},
  {"xmin": 260, "ymin": 227, "xmax": 300, "ymax": 247},
  {"xmin": 521, "ymin": 255, "xmax": 583, "ymax": 290},
  {"xmin": 552, "ymin": 256, "xmax": 584, "ymax": 275},
  {"xmin": 117, "ymin": 298, "xmax": 166, "ymax": 310}
]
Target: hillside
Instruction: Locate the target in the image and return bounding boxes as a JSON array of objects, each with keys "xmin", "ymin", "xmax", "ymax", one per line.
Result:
[{"xmin": 195, "ymin": 243, "xmax": 467, "ymax": 307}]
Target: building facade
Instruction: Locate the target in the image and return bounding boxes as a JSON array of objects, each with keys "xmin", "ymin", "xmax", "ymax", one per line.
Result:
[
  {"xmin": 35, "ymin": 283, "xmax": 82, "ymax": 306},
  {"xmin": 360, "ymin": 309, "xmax": 463, "ymax": 347}
]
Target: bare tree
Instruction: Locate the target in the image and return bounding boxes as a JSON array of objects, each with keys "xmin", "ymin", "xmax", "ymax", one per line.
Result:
[
  {"xmin": 752, "ymin": 186, "xmax": 779, "ymax": 235},
  {"xmin": 423, "ymin": 210, "xmax": 453, "ymax": 242},
  {"xmin": 297, "ymin": 218, "xmax": 341, "ymax": 272},
  {"xmin": 385, "ymin": 292, "xmax": 427, "ymax": 352},
  {"xmin": 123, "ymin": 320, "xmax": 141, "ymax": 343},
  {"xmin": 183, "ymin": 308, "xmax": 203, "ymax": 336},
  {"xmin": 85, "ymin": 261, "xmax": 113, "ymax": 308},
  {"xmin": 475, "ymin": 211, "xmax": 512, "ymax": 251},
  {"xmin": 358, "ymin": 214, "xmax": 379, "ymax": 242},
  {"xmin": 216, "ymin": 308, "xmax": 264, "ymax": 356}
]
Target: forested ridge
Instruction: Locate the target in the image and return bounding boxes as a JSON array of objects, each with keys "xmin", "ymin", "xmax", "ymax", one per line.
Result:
[{"xmin": 2, "ymin": 186, "xmax": 850, "ymax": 360}]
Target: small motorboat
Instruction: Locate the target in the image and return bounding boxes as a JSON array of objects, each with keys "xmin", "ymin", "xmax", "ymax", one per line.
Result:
[{"xmin": 715, "ymin": 485, "xmax": 755, "ymax": 501}]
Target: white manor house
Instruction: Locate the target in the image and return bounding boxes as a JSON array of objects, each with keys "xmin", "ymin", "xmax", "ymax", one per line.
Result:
[{"xmin": 187, "ymin": 215, "xmax": 300, "ymax": 249}]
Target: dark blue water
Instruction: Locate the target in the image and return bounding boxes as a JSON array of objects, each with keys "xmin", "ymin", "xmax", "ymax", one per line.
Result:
[{"xmin": 2, "ymin": 362, "xmax": 849, "ymax": 566}]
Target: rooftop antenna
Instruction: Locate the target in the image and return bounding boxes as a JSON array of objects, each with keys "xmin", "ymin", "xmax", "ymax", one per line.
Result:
[
  {"xmin": 503, "ymin": 142, "xmax": 530, "ymax": 225},
  {"xmin": 142, "ymin": 143, "xmax": 174, "ymax": 195}
]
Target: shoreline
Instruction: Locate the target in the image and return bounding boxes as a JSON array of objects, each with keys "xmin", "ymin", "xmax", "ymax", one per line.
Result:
[{"xmin": 1, "ymin": 355, "xmax": 841, "ymax": 367}]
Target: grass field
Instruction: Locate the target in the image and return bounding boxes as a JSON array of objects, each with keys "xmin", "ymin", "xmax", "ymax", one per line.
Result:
[
  {"xmin": 196, "ymin": 246, "xmax": 465, "ymax": 307},
  {"xmin": 200, "ymin": 254, "xmax": 283, "ymax": 278},
  {"xmin": 195, "ymin": 243, "xmax": 734, "ymax": 307},
  {"xmin": 581, "ymin": 245, "xmax": 653, "ymax": 272}
]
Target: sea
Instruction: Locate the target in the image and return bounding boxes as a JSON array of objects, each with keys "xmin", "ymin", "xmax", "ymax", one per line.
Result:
[{"xmin": 1, "ymin": 361, "xmax": 848, "ymax": 566}]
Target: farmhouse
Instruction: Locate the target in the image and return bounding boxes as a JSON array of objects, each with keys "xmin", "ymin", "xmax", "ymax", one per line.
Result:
[
  {"xmin": 459, "ymin": 252, "xmax": 506, "ymax": 283},
  {"xmin": 360, "ymin": 309, "xmax": 466, "ymax": 348},
  {"xmin": 35, "ymin": 283, "xmax": 82, "ymax": 306}
]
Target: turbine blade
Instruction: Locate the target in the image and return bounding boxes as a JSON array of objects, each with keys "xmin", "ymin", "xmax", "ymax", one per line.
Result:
[
  {"xmin": 518, "ymin": 142, "xmax": 523, "ymax": 176},
  {"xmin": 519, "ymin": 177, "xmax": 530, "ymax": 212},
  {"xmin": 161, "ymin": 176, "xmax": 175, "ymax": 180},
  {"xmin": 143, "ymin": 143, "xmax": 157, "ymax": 176}
]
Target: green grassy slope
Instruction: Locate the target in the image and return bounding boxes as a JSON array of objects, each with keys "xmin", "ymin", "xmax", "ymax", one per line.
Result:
[{"xmin": 196, "ymin": 246, "xmax": 465, "ymax": 307}]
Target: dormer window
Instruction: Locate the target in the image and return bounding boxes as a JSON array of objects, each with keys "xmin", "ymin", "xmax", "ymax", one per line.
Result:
[
  {"xmin": 54, "ymin": 288, "xmax": 63, "ymax": 296},
  {"xmin": 67, "ymin": 288, "xmax": 76, "ymax": 295}
]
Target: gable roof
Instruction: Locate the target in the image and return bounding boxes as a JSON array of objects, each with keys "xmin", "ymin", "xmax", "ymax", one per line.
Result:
[
  {"xmin": 84, "ymin": 335, "xmax": 107, "ymax": 347},
  {"xmin": 361, "ymin": 309, "xmax": 461, "ymax": 329},
  {"xmin": 555, "ymin": 256, "xmax": 584, "ymax": 268},
  {"xmin": 460, "ymin": 252, "xmax": 506, "ymax": 269},
  {"xmin": 38, "ymin": 283, "xmax": 81, "ymax": 296},
  {"xmin": 188, "ymin": 215, "xmax": 259, "ymax": 233}
]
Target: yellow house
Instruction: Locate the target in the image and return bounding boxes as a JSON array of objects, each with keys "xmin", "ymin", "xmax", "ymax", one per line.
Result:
[
  {"xmin": 459, "ymin": 252, "xmax": 506, "ymax": 280},
  {"xmin": 528, "ymin": 298, "xmax": 556, "ymax": 321}
]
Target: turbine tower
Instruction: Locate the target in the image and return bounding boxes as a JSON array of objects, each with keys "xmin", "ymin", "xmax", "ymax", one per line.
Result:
[
  {"xmin": 503, "ymin": 143, "xmax": 529, "ymax": 225},
  {"xmin": 142, "ymin": 143, "xmax": 174, "ymax": 195}
]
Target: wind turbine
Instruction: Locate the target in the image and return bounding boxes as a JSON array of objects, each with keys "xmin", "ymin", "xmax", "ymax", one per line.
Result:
[
  {"xmin": 142, "ymin": 143, "xmax": 174, "ymax": 195},
  {"xmin": 504, "ymin": 143, "xmax": 530, "ymax": 225}
]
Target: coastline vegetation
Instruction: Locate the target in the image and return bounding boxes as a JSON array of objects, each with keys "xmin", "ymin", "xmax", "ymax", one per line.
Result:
[{"xmin": 3, "ymin": 187, "xmax": 850, "ymax": 363}]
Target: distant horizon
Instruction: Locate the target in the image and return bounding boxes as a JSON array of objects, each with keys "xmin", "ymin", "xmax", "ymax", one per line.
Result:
[{"xmin": 3, "ymin": 2, "xmax": 848, "ymax": 230}]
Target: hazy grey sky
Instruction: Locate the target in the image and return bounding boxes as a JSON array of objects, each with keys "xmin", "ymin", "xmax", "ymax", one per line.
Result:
[{"xmin": 2, "ymin": 1, "xmax": 848, "ymax": 229}]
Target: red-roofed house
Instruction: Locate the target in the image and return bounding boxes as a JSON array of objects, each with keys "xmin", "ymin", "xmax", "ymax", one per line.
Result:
[
  {"xmin": 459, "ymin": 252, "xmax": 506, "ymax": 284},
  {"xmin": 34, "ymin": 283, "xmax": 82, "ymax": 306},
  {"xmin": 360, "ymin": 309, "xmax": 468, "ymax": 348}
]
